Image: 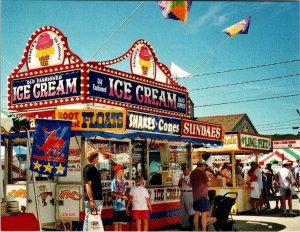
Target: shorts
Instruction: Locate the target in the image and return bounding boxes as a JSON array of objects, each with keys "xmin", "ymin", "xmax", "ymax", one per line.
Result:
[
  {"xmin": 132, "ymin": 210, "xmax": 149, "ymax": 220},
  {"xmin": 193, "ymin": 198, "xmax": 210, "ymax": 212},
  {"xmin": 280, "ymin": 187, "xmax": 291, "ymax": 197},
  {"xmin": 112, "ymin": 210, "xmax": 127, "ymax": 224}
]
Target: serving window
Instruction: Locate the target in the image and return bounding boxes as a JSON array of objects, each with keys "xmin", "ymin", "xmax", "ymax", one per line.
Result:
[
  {"xmin": 148, "ymin": 142, "xmax": 189, "ymax": 186},
  {"xmin": 88, "ymin": 139, "xmax": 130, "ymax": 181}
]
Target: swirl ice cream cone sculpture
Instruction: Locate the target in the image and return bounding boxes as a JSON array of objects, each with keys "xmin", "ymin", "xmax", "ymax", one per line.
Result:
[
  {"xmin": 35, "ymin": 33, "xmax": 54, "ymax": 66},
  {"xmin": 139, "ymin": 46, "xmax": 151, "ymax": 75}
]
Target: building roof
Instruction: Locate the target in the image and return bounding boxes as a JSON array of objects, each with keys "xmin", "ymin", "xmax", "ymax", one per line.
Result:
[{"xmin": 196, "ymin": 113, "xmax": 250, "ymax": 132}]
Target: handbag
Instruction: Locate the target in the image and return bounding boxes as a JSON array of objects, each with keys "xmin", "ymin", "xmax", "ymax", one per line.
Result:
[{"xmin": 88, "ymin": 207, "xmax": 104, "ymax": 232}]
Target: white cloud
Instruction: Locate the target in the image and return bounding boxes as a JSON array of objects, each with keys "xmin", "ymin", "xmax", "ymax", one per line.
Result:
[{"xmin": 189, "ymin": 4, "xmax": 230, "ymax": 32}]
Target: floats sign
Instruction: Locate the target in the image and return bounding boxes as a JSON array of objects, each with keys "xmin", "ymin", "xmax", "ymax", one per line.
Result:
[
  {"xmin": 11, "ymin": 70, "xmax": 81, "ymax": 105},
  {"xmin": 127, "ymin": 111, "xmax": 180, "ymax": 135},
  {"xmin": 55, "ymin": 109, "xmax": 126, "ymax": 132},
  {"xmin": 239, "ymin": 133, "xmax": 271, "ymax": 151},
  {"xmin": 88, "ymin": 70, "xmax": 188, "ymax": 116},
  {"xmin": 181, "ymin": 119, "xmax": 224, "ymax": 141}
]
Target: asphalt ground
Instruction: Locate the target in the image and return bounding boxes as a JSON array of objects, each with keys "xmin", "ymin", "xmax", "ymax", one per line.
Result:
[{"xmin": 159, "ymin": 194, "xmax": 299, "ymax": 231}]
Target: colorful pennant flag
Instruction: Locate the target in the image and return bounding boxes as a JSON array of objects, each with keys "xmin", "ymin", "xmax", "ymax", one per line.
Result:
[
  {"xmin": 30, "ymin": 119, "xmax": 72, "ymax": 176},
  {"xmin": 223, "ymin": 16, "xmax": 251, "ymax": 38},
  {"xmin": 157, "ymin": 1, "xmax": 192, "ymax": 23}
]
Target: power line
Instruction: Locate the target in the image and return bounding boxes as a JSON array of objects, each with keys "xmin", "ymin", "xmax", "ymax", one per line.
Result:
[
  {"xmin": 1, "ymin": 56, "xmax": 15, "ymax": 68},
  {"xmin": 89, "ymin": 1, "xmax": 144, "ymax": 60},
  {"xmin": 190, "ymin": 73, "xmax": 299, "ymax": 91},
  {"xmin": 195, "ymin": 93, "xmax": 300, "ymax": 108},
  {"xmin": 256, "ymin": 119, "xmax": 300, "ymax": 127},
  {"xmin": 259, "ymin": 127, "xmax": 300, "ymax": 132},
  {"xmin": 256, "ymin": 122, "xmax": 300, "ymax": 129},
  {"xmin": 194, "ymin": 83, "xmax": 292, "ymax": 98},
  {"xmin": 190, "ymin": 59, "xmax": 300, "ymax": 78}
]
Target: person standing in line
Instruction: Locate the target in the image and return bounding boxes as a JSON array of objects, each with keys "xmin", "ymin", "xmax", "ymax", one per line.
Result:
[
  {"xmin": 278, "ymin": 160, "xmax": 297, "ymax": 214},
  {"xmin": 265, "ymin": 163, "xmax": 275, "ymax": 195},
  {"xmin": 178, "ymin": 163, "xmax": 193, "ymax": 230},
  {"xmin": 292, "ymin": 159, "xmax": 300, "ymax": 189},
  {"xmin": 190, "ymin": 160, "xmax": 212, "ymax": 232},
  {"xmin": 126, "ymin": 176, "xmax": 152, "ymax": 232},
  {"xmin": 111, "ymin": 164, "xmax": 128, "ymax": 231},
  {"xmin": 273, "ymin": 173, "xmax": 282, "ymax": 210},
  {"xmin": 221, "ymin": 163, "xmax": 233, "ymax": 187},
  {"xmin": 82, "ymin": 150, "xmax": 103, "ymax": 231},
  {"xmin": 250, "ymin": 162, "xmax": 263, "ymax": 208},
  {"xmin": 241, "ymin": 163, "xmax": 250, "ymax": 181},
  {"xmin": 247, "ymin": 169, "xmax": 260, "ymax": 214}
]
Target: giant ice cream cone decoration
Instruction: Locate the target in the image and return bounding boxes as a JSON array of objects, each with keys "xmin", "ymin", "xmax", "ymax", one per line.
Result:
[
  {"xmin": 138, "ymin": 46, "xmax": 151, "ymax": 76},
  {"xmin": 35, "ymin": 33, "xmax": 54, "ymax": 66}
]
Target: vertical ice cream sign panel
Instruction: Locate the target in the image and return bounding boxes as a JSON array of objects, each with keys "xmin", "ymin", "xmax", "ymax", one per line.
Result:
[
  {"xmin": 27, "ymin": 31, "xmax": 64, "ymax": 70},
  {"xmin": 131, "ymin": 44, "xmax": 156, "ymax": 78}
]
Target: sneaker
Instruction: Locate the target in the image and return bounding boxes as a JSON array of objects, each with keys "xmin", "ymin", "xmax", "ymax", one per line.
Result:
[
  {"xmin": 289, "ymin": 210, "xmax": 297, "ymax": 215},
  {"xmin": 283, "ymin": 209, "xmax": 288, "ymax": 214}
]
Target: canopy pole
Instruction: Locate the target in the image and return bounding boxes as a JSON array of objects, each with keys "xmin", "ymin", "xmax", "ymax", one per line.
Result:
[
  {"xmin": 27, "ymin": 130, "xmax": 42, "ymax": 231},
  {"xmin": 231, "ymin": 150, "xmax": 236, "ymax": 187}
]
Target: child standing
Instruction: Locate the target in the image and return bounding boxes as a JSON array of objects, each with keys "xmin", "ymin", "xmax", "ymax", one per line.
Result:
[
  {"xmin": 273, "ymin": 174, "xmax": 281, "ymax": 210},
  {"xmin": 247, "ymin": 169, "xmax": 260, "ymax": 214},
  {"xmin": 111, "ymin": 164, "xmax": 128, "ymax": 231},
  {"xmin": 126, "ymin": 176, "xmax": 152, "ymax": 232}
]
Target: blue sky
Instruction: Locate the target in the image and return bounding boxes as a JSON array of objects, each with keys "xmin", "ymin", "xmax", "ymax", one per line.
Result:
[{"xmin": 1, "ymin": 1, "xmax": 299, "ymax": 135}]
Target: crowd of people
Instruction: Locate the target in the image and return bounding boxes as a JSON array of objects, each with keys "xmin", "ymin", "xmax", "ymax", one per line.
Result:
[
  {"xmin": 178, "ymin": 158, "xmax": 300, "ymax": 231},
  {"xmin": 82, "ymin": 150, "xmax": 299, "ymax": 231}
]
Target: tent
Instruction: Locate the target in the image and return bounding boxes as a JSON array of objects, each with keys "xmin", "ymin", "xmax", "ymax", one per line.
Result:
[
  {"xmin": 1, "ymin": 111, "xmax": 30, "ymax": 198},
  {"xmin": 276, "ymin": 148, "xmax": 300, "ymax": 160},
  {"xmin": 259, "ymin": 150, "xmax": 293, "ymax": 164}
]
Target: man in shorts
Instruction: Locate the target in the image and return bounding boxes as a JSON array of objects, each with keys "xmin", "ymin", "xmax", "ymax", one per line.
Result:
[
  {"xmin": 190, "ymin": 160, "xmax": 212, "ymax": 231},
  {"xmin": 278, "ymin": 160, "xmax": 297, "ymax": 214}
]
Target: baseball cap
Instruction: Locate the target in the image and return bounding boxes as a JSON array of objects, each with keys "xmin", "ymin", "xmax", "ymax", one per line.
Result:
[
  {"xmin": 113, "ymin": 164, "xmax": 127, "ymax": 172},
  {"xmin": 181, "ymin": 163, "xmax": 189, "ymax": 171},
  {"xmin": 197, "ymin": 160, "xmax": 206, "ymax": 167},
  {"xmin": 282, "ymin": 160, "xmax": 291, "ymax": 166}
]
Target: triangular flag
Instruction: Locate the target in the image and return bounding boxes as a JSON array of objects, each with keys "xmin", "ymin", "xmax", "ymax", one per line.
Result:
[
  {"xmin": 171, "ymin": 62, "xmax": 191, "ymax": 78},
  {"xmin": 223, "ymin": 16, "xmax": 251, "ymax": 38}
]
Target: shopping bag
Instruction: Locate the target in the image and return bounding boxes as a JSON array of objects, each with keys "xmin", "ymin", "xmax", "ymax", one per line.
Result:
[{"xmin": 88, "ymin": 207, "xmax": 104, "ymax": 232}]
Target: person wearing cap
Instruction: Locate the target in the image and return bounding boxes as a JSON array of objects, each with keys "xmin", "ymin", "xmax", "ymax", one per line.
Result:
[
  {"xmin": 221, "ymin": 163, "xmax": 233, "ymax": 187},
  {"xmin": 82, "ymin": 150, "xmax": 103, "ymax": 231},
  {"xmin": 278, "ymin": 160, "xmax": 297, "ymax": 214},
  {"xmin": 190, "ymin": 160, "xmax": 213, "ymax": 231},
  {"xmin": 178, "ymin": 163, "xmax": 193, "ymax": 230},
  {"xmin": 111, "ymin": 164, "xmax": 128, "ymax": 230}
]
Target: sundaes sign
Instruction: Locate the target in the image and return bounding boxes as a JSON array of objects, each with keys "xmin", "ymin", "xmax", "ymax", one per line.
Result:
[{"xmin": 181, "ymin": 119, "xmax": 224, "ymax": 142}]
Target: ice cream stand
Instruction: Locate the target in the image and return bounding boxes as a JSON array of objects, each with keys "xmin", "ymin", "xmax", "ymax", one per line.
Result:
[
  {"xmin": 3, "ymin": 25, "xmax": 224, "ymax": 231},
  {"xmin": 193, "ymin": 132, "xmax": 272, "ymax": 213}
]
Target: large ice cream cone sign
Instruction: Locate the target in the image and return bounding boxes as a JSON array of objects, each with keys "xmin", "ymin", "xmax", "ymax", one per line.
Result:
[
  {"xmin": 35, "ymin": 33, "xmax": 54, "ymax": 66},
  {"xmin": 130, "ymin": 42, "xmax": 156, "ymax": 78},
  {"xmin": 139, "ymin": 46, "xmax": 151, "ymax": 75}
]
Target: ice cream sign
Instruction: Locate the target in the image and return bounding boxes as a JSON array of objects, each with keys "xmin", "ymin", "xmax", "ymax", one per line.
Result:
[
  {"xmin": 239, "ymin": 133, "xmax": 271, "ymax": 151},
  {"xmin": 131, "ymin": 44, "xmax": 156, "ymax": 78},
  {"xmin": 88, "ymin": 69, "xmax": 188, "ymax": 117},
  {"xmin": 27, "ymin": 31, "xmax": 64, "ymax": 70}
]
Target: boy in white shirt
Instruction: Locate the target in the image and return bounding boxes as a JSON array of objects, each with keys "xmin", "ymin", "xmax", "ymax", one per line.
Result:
[{"xmin": 126, "ymin": 176, "xmax": 152, "ymax": 231}]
